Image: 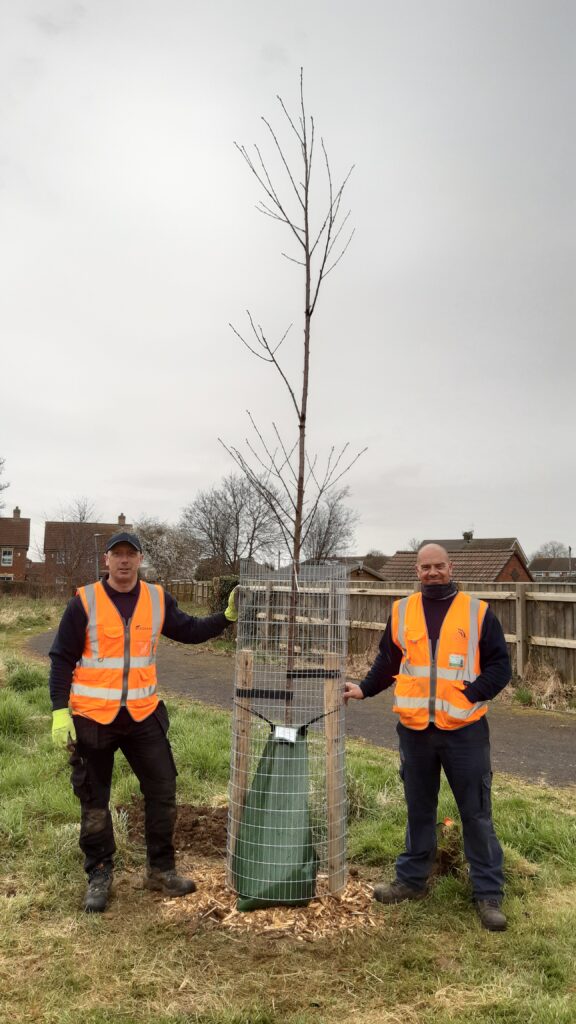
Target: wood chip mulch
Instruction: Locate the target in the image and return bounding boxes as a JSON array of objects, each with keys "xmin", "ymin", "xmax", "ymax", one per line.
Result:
[{"xmin": 159, "ymin": 862, "xmax": 380, "ymax": 941}]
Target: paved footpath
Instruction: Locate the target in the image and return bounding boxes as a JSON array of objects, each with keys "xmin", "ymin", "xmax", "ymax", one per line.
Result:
[{"xmin": 31, "ymin": 633, "xmax": 576, "ymax": 788}]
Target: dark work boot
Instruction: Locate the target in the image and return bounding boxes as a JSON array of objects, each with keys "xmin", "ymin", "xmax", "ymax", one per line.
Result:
[
  {"xmin": 373, "ymin": 878, "xmax": 426, "ymax": 904},
  {"xmin": 84, "ymin": 864, "xmax": 113, "ymax": 913},
  {"xmin": 144, "ymin": 868, "xmax": 197, "ymax": 897},
  {"xmin": 475, "ymin": 898, "xmax": 507, "ymax": 932}
]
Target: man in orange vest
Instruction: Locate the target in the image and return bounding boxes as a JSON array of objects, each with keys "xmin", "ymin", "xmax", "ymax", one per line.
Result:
[
  {"xmin": 49, "ymin": 531, "xmax": 238, "ymax": 913},
  {"xmin": 345, "ymin": 543, "xmax": 511, "ymax": 931}
]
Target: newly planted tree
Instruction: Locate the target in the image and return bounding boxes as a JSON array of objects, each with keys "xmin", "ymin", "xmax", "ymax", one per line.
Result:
[{"xmin": 221, "ymin": 70, "xmax": 364, "ymax": 574}]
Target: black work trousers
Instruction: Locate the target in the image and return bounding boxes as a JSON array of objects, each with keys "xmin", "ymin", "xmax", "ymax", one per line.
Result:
[
  {"xmin": 395, "ymin": 717, "xmax": 504, "ymax": 900},
  {"xmin": 69, "ymin": 703, "xmax": 178, "ymax": 876}
]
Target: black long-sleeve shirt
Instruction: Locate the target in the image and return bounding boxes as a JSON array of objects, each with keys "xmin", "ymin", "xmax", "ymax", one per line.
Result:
[
  {"xmin": 360, "ymin": 595, "xmax": 511, "ymax": 704},
  {"xmin": 49, "ymin": 578, "xmax": 229, "ymax": 710}
]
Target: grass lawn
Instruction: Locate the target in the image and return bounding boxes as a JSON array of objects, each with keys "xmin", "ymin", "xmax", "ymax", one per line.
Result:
[{"xmin": 0, "ymin": 596, "xmax": 575, "ymax": 1024}]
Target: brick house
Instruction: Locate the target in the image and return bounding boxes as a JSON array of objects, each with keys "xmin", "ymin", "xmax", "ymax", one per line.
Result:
[
  {"xmin": 529, "ymin": 556, "xmax": 576, "ymax": 582},
  {"xmin": 380, "ymin": 535, "xmax": 533, "ymax": 585},
  {"xmin": 43, "ymin": 513, "xmax": 133, "ymax": 589},
  {"xmin": 0, "ymin": 507, "xmax": 30, "ymax": 582},
  {"xmin": 25, "ymin": 560, "xmax": 46, "ymax": 584}
]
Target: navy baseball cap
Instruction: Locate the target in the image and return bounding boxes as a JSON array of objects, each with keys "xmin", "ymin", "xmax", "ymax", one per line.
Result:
[{"xmin": 105, "ymin": 531, "xmax": 142, "ymax": 553}]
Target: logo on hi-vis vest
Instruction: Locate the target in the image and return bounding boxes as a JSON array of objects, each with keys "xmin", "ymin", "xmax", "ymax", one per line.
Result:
[{"xmin": 456, "ymin": 628, "xmax": 467, "ymax": 639}]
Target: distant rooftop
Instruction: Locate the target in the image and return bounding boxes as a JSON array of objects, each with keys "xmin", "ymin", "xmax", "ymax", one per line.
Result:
[{"xmin": 380, "ymin": 547, "xmax": 532, "ymax": 583}]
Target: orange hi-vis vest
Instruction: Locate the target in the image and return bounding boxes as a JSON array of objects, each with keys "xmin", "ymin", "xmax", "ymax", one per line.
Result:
[
  {"xmin": 71, "ymin": 581, "xmax": 166, "ymax": 724},
  {"xmin": 391, "ymin": 591, "xmax": 489, "ymax": 731}
]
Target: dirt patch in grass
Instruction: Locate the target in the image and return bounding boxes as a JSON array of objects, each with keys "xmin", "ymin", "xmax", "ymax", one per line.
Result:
[
  {"xmin": 117, "ymin": 798, "xmax": 379, "ymax": 940},
  {"xmin": 118, "ymin": 798, "xmax": 229, "ymax": 857}
]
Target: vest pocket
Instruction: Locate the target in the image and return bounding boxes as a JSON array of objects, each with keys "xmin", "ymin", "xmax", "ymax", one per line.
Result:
[
  {"xmin": 134, "ymin": 640, "xmax": 152, "ymax": 657},
  {"xmin": 133, "ymin": 625, "xmax": 153, "ymax": 657},
  {"xmin": 103, "ymin": 626, "xmax": 124, "ymax": 640},
  {"xmin": 404, "ymin": 628, "xmax": 426, "ymax": 656}
]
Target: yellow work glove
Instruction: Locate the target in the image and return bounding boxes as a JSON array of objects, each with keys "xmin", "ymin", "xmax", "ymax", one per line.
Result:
[
  {"xmin": 51, "ymin": 708, "xmax": 76, "ymax": 748},
  {"xmin": 224, "ymin": 585, "xmax": 239, "ymax": 623}
]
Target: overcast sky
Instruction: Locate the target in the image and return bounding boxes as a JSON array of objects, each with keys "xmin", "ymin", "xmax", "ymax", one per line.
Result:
[{"xmin": 1, "ymin": 0, "xmax": 574, "ymax": 561}]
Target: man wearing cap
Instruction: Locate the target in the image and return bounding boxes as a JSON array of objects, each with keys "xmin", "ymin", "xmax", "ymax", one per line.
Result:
[
  {"xmin": 344, "ymin": 543, "xmax": 511, "ymax": 932},
  {"xmin": 49, "ymin": 531, "xmax": 238, "ymax": 913}
]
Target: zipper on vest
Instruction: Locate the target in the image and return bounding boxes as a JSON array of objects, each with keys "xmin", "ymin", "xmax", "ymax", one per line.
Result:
[
  {"xmin": 120, "ymin": 617, "xmax": 132, "ymax": 706},
  {"xmin": 428, "ymin": 640, "xmax": 437, "ymax": 724}
]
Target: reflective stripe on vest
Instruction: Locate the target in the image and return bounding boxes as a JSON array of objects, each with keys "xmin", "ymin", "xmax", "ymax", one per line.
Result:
[
  {"xmin": 70, "ymin": 683, "xmax": 157, "ymax": 701},
  {"xmin": 392, "ymin": 591, "xmax": 488, "ymax": 730},
  {"xmin": 71, "ymin": 581, "xmax": 165, "ymax": 724},
  {"xmin": 393, "ymin": 694, "xmax": 488, "ymax": 721}
]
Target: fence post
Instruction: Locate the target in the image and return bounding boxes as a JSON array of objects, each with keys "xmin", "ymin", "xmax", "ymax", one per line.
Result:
[{"xmin": 515, "ymin": 583, "xmax": 528, "ymax": 678}]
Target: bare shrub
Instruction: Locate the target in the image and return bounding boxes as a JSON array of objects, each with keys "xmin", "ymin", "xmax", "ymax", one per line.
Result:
[
  {"xmin": 502, "ymin": 655, "xmax": 575, "ymax": 712},
  {"xmin": 522, "ymin": 658, "xmax": 574, "ymax": 711}
]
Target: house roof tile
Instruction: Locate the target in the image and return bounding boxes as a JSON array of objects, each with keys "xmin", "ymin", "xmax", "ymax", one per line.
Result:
[
  {"xmin": 44, "ymin": 520, "xmax": 133, "ymax": 552},
  {"xmin": 380, "ymin": 549, "xmax": 526, "ymax": 583},
  {"xmin": 0, "ymin": 516, "xmax": 31, "ymax": 548},
  {"xmin": 421, "ymin": 537, "xmax": 519, "ymax": 552}
]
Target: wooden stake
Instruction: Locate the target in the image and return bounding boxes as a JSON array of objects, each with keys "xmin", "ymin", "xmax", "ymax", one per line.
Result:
[
  {"xmin": 324, "ymin": 652, "xmax": 346, "ymax": 893},
  {"xmin": 227, "ymin": 648, "xmax": 253, "ymax": 886}
]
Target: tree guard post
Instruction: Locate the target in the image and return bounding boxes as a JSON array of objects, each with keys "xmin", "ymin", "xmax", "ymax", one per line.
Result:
[
  {"xmin": 324, "ymin": 651, "xmax": 346, "ymax": 892},
  {"xmin": 226, "ymin": 647, "xmax": 253, "ymax": 886}
]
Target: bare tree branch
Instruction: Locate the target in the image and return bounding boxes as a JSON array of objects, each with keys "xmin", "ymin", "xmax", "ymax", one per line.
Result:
[
  {"xmin": 281, "ymin": 251, "xmax": 306, "ymax": 266},
  {"xmin": 272, "ymin": 422, "xmax": 299, "ymax": 487},
  {"xmin": 262, "ymin": 115, "xmax": 305, "ymax": 210},
  {"xmin": 321, "ymin": 445, "xmax": 368, "ymax": 492},
  {"xmin": 323, "ymin": 227, "xmax": 356, "ymax": 278}
]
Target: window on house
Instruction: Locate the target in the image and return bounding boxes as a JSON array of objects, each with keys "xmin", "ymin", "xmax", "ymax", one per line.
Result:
[
  {"xmin": 1, "ymin": 548, "xmax": 13, "ymax": 566},
  {"xmin": 56, "ymin": 551, "xmax": 66, "ymax": 564},
  {"xmin": 0, "ymin": 574, "xmax": 14, "ymax": 581}
]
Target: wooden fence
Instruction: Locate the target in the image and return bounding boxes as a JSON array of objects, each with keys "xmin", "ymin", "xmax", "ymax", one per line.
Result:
[
  {"xmin": 0, "ymin": 578, "xmax": 214, "ymax": 604},
  {"xmin": 166, "ymin": 579, "xmax": 213, "ymax": 606}
]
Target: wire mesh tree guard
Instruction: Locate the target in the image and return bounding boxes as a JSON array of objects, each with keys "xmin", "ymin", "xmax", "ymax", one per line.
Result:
[{"xmin": 227, "ymin": 560, "xmax": 348, "ymax": 910}]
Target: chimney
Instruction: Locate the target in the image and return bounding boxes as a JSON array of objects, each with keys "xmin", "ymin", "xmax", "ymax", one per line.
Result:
[
  {"xmin": 13, "ymin": 506, "xmax": 21, "ymax": 519},
  {"xmin": 462, "ymin": 530, "xmax": 474, "ymax": 544},
  {"xmin": 118, "ymin": 513, "xmax": 126, "ymax": 526}
]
